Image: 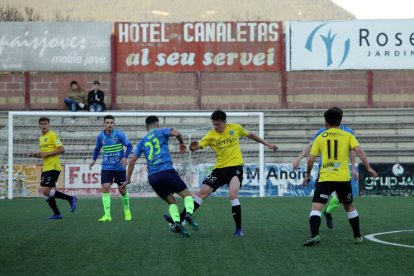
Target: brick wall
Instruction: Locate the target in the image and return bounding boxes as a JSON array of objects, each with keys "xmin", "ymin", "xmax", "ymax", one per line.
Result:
[{"xmin": 1, "ymin": 70, "xmax": 414, "ymax": 111}]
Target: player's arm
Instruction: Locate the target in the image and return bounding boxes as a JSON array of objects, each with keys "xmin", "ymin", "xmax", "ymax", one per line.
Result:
[
  {"xmin": 247, "ymin": 132, "xmax": 278, "ymax": 151},
  {"xmin": 30, "ymin": 146, "xmax": 65, "ymax": 158},
  {"xmin": 303, "ymin": 154, "xmax": 316, "ymax": 186},
  {"xmin": 120, "ymin": 154, "xmax": 138, "ymax": 189},
  {"xmin": 122, "ymin": 143, "xmax": 133, "ymax": 167},
  {"xmin": 89, "ymin": 137, "xmax": 102, "ymax": 170},
  {"xmin": 350, "ymin": 150, "xmax": 358, "ymax": 180},
  {"xmin": 353, "ymin": 146, "xmax": 377, "ymax": 177},
  {"xmin": 292, "ymin": 141, "xmax": 313, "ymax": 169},
  {"xmin": 170, "ymin": 129, "xmax": 186, "ymax": 154}
]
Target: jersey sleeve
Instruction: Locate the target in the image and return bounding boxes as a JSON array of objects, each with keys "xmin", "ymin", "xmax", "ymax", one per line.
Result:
[
  {"xmin": 198, "ymin": 131, "xmax": 211, "ymax": 149},
  {"xmin": 134, "ymin": 140, "xmax": 143, "ymax": 157},
  {"xmin": 118, "ymin": 130, "xmax": 131, "ymax": 146},
  {"xmin": 349, "ymin": 134, "xmax": 360, "ymax": 150},
  {"xmin": 310, "ymin": 136, "xmax": 321, "ymax": 156},
  {"xmin": 236, "ymin": 124, "xmax": 249, "ymax": 137},
  {"xmin": 161, "ymin": 128, "xmax": 172, "ymax": 138},
  {"xmin": 53, "ymin": 133, "xmax": 63, "ymax": 147}
]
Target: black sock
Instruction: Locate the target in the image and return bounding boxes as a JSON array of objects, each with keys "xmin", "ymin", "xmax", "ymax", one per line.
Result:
[
  {"xmin": 348, "ymin": 216, "xmax": 361, "ymax": 237},
  {"xmin": 232, "ymin": 205, "xmax": 242, "ymax": 230},
  {"xmin": 54, "ymin": 191, "xmax": 72, "ymax": 202},
  {"xmin": 46, "ymin": 197, "xmax": 60, "ymax": 215},
  {"xmin": 309, "ymin": 215, "xmax": 321, "ymax": 237},
  {"xmin": 180, "ymin": 201, "xmax": 200, "ymax": 222}
]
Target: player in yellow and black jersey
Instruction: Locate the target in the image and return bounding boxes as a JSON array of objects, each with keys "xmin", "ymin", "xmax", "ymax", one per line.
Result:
[
  {"xmin": 302, "ymin": 108, "xmax": 377, "ymax": 246},
  {"xmin": 29, "ymin": 117, "xmax": 77, "ymax": 219}
]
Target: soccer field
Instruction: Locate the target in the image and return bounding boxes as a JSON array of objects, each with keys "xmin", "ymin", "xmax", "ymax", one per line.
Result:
[{"xmin": 0, "ymin": 197, "xmax": 413, "ymax": 275}]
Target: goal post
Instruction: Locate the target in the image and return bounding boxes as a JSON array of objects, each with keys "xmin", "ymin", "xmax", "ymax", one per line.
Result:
[{"xmin": 5, "ymin": 111, "xmax": 265, "ymax": 199}]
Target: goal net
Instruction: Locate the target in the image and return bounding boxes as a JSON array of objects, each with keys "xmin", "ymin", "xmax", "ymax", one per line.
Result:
[{"xmin": 2, "ymin": 111, "xmax": 265, "ymax": 199}]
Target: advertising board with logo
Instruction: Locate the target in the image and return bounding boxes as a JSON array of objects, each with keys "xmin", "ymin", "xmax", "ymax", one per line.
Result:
[
  {"xmin": 0, "ymin": 22, "xmax": 111, "ymax": 72},
  {"xmin": 359, "ymin": 163, "xmax": 414, "ymax": 196},
  {"xmin": 286, "ymin": 19, "xmax": 414, "ymax": 70},
  {"xmin": 115, "ymin": 22, "xmax": 282, "ymax": 72}
]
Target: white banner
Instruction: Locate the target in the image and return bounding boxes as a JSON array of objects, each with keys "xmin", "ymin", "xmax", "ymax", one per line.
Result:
[
  {"xmin": 286, "ymin": 19, "xmax": 414, "ymax": 70},
  {"xmin": 0, "ymin": 22, "xmax": 111, "ymax": 72}
]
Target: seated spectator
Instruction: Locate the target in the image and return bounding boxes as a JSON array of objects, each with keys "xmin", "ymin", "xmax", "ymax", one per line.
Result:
[
  {"xmin": 87, "ymin": 80, "xmax": 105, "ymax": 112},
  {"xmin": 64, "ymin": 81, "xmax": 86, "ymax": 112}
]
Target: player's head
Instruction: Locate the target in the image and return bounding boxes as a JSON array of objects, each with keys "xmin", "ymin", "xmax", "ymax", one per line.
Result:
[
  {"xmin": 103, "ymin": 115, "xmax": 115, "ymax": 132},
  {"xmin": 324, "ymin": 107, "xmax": 342, "ymax": 127},
  {"xmin": 38, "ymin": 117, "xmax": 50, "ymax": 134},
  {"xmin": 145, "ymin": 115, "xmax": 159, "ymax": 130},
  {"xmin": 331, "ymin": 106, "xmax": 343, "ymax": 116},
  {"xmin": 210, "ymin": 110, "xmax": 226, "ymax": 133},
  {"xmin": 93, "ymin": 80, "xmax": 100, "ymax": 90}
]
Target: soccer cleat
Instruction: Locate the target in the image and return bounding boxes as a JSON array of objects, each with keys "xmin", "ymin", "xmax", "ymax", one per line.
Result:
[
  {"xmin": 355, "ymin": 236, "xmax": 363, "ymax": 244},
  {"xmin": 124, "ymin": 209, "xmax": 132, "ymax": 221},
  {"xmin": 164, "ymin": 215, "xmax": 179, "ymax": 233},
  {"xmin": 174, "ymin": 222, "xmax": 190, "ymax": 237},
  {"xmin": 185, "ymin": 213, "xmax": 199, "ymax": 231},
  {"xmin": 234, "ymin": 229, "xmax": 244, "ymax": 238},
  {"xmin": 302, "ymin": 235, "xmax": 321, "ymax": 246},
  {"xmin": 163, "ymin": 214, "xmax": 174, "ymax": 224},
  {"xmin": 70, "ymin": 196, "xmax": 77, "ymax": 213},
  {"xmin": 98, "ymin": 215, "xmax": 112, "ymax": 222},
  {"xmin": 323, "ymin": 210, "xmax": 334, "ymax": 229},
  {"xmin": 48, "ymin": 214, "xmax": 63, "ymax": 220}
]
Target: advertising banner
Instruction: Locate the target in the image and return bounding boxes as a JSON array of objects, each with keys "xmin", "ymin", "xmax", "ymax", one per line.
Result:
[
  {"xmin": 0, "ymin": 22, "xmax": 111, "ymax": 72},
  {"xmin": 286, "ymin": 19, "xmax": 414, "ymax": 70},
  {"xmin": 115, "ymin": 22, "xmax": 282, "ymax": 72},
  {"xmin": 359, "ymin": 163, "xmax": 414, "ymax": 196}
]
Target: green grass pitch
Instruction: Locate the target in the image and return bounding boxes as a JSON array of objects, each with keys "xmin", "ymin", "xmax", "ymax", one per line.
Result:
[{"xmin": 0, "ymin": 197, "xmax": 413, "ymax": 275}]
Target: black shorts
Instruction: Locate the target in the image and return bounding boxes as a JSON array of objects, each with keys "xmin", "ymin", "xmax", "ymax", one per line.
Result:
[
  {"xmin": 203, "ymin": 165, "xmax": 243, "ymax": 192},
  {"xmin": 101, "ymin": 170, "xmax": 126, "ymax": 185},
  {"xmin": 148, "ymin": 169, "xmax": 187, "ymax": 200},
  {"xmin": 40, "ymin": 170, "xmax": 60, "ymax": 187},
  {"xmin": 313, "ymin": 181, "xmax": 353, "ymax": 205}
]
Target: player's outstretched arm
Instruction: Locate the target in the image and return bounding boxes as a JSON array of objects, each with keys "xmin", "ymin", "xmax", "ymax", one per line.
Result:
[
  {"xmin": 353, "ymin": 146, "xmax": 377, "ymax": 177},
  {"xmin": 247, "ymin": 132, "xmax": 278, "ymax": 151},
  {"xmin": 170, "ymin": 129, "xmax": 186, "ymax": 154},
  {"xmin": 350, "ymin": 150, "xmax": 358, "ymax": 180},
  {"xmin": 120, "ymin": 154, "xmax": 138, "ymax": 189},
  {"xmin": 303, "ymin": 154, "xmax": 316, "ymax": 186},
  {"xmin": 292, "ymin": 142, "xmax": 312, "ymax": 169},
  {"xmin": 189, "ymin": 141, "xmax": 201, "ymax": 152}
]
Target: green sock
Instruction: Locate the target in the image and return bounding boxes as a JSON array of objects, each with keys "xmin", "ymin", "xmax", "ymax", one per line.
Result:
[
  {"xmin": 184, "ymin": 196, "xmax": 194, "ymax": 215},
  {"xmin": 121, "ymin": 192, "xmax": 130, "ymax": 211},
  {"xmin": 326, "ymin": 195, "xmax": 340, "ymax": 214},
  {"xmin": 169, "ymin": 204, "xmax": 180, "ymax": 223},
  {"xmin": 102, "ymin": 192, "xmax": 111, "ymax": 217}
]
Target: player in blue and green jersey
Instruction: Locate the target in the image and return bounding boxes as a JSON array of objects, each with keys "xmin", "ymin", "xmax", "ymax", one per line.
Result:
[
  {"xmin": 293, "ymin": 108, "xmax": 358, "ymax": 229},
  {"xmin": 29, "ymin": 117, "xmax": 77, "ymax": 219},
  {"xmin": 89, "ymin": 115, "xmax": 133, "ymax": 222},
  {"xmin": 302, "ymin": 108, "xmax": 377, "ymax": 246},
  {"xmin": 121, "ymin": 115, "xmax": 198, "ymax": 237}
]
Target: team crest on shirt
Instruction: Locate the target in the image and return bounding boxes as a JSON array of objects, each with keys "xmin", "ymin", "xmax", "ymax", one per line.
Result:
[
  {"xmin": 113, "ymin": 137, "xmax": 118, "ymax": 143},
  {"xmin": 229, "ymin": 130, "xmax": 234, "ymax": 136},
  {"xmin": 44, "ymin": 138, "xmax": 48, "ymax": 142}
]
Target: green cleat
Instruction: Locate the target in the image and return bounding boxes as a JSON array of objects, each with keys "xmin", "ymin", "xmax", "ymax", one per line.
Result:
[
  {"xmin": 124, "ymin": 209, "xmax": 132, "ymax": 221},
  {"xmin": 323, "ymin": 211, "xmax": 334, "ymax": 229},
  {"xmin": 98, "ymin": 215, "xmax": 112, "ymax": 222},
  {"xmin": 185, "ymin": 212, "xmax": 199, "ymax": 231},
  {"xmin": 302, "ymin": 235, "xmax": 321, "ymax": 246},
  {"xmin": 174, "ymin": 222, "xmax": 190, "ymax": 238},
  {"xmin": 355, "ymin": 237, "xmax": 363, "ymax": 244}
]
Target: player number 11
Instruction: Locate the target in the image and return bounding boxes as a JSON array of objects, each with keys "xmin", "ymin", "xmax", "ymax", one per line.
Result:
[{"xmin": 327, "ymin": 139, "xmax": 338, "ymax": 160}]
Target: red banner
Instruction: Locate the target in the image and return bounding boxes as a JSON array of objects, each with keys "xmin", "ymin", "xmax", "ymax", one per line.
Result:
[{"xmin": 115, "ymin": 22, "xmax": 282, "ymax": 72}]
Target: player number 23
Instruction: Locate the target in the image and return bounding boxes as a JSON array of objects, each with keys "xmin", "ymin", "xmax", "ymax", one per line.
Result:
[{"xmin": 145, "ymin": 138, "xmax": 161, "ymax": 160}]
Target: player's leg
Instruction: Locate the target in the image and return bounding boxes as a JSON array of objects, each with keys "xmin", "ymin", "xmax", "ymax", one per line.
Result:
[
  {"xmin": 337, "ymin": 182, "xmax": 362, "ymax": 243},
  {"xmin": 47, "ymin": 170, "xmax": 77, "ymax": 212},
  {"xmin": 99, "ymin": 170, "xmax": 113, "ymax": 221},
  {"xmin": 116, "ymin": 171, "xmax": 131, "ymax": 221},
  {"xmin": 323, "ymin": 193, "xmax": 339, "ymax": 229},
  {"xmin": 41, "ymin": 171, "xmax": 63, "ymax": 219},
  {"xmin": 229, "ymin": 175, "xmax": 243, "ymax": 237},
  {"xmin": 303, "ymin": 181, "xmax": 333, "ymax": 246},
  {"xmin": 177, "ymin": 188, "xmax": 199, "ymax": 231}
]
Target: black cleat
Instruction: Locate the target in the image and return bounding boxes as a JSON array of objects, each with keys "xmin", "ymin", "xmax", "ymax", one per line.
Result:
[
  {"xmin": 174, "ymin": 222, "xmax": 190, "ymax": 237},
  {"xmin": 323, "ymin": 211, "xmax": 334, "ymax": 229},
  {"xmin": 185, "ymin": 212, "xmax": 199, "ymax": 231}
]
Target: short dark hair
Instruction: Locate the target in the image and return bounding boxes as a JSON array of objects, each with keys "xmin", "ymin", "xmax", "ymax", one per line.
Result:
[
  {"xmin": 331, "ymin": 106, "xmax": 343, "ymax": 116},
  {"xmin": 38, "ymin": 117, "xmax": 49, "ymax": 124},
  {"xmin": 93, "ymin": 80, "xmax": 100, "ymax": 85},
  {"xmin": 70, "ymin": 80, "xmax": 78, "ymax": 86},
  {"xmin": 324, "ymin": 108, "xmax": 342, "ymax": 126},
  {"xmin": 145, "ymin": 115, "xmax": 159, "ymax": 126},
  {"xmin": 210, "ymin": 110, "xmax": 226, "ymax": 121},
  {"xmin": 104, "ymin": 115, "xmax": 114, "ymax": 122}
]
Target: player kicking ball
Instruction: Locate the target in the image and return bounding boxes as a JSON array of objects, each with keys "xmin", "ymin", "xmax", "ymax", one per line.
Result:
[{"xmin": 121, "ymin": 116, "xmax": 198, "ymax": 237}]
